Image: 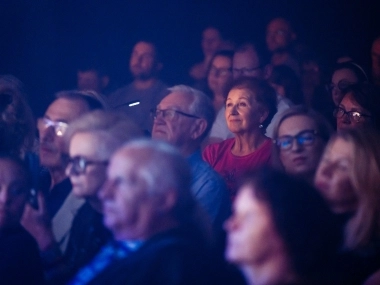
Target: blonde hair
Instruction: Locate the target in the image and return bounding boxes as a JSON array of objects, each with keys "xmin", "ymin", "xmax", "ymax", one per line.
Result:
[{"xmin": 331, "ymin": 128, "xmax": 380, "ymax": 249}]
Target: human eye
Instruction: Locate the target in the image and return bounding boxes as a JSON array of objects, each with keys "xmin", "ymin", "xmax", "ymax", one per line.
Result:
[
  {"xmin": 350, "ymin": 111, "xmax": 362, "ymax": 122},
  {"xmin": 299, "ymin": 132, "xmax": 314, "ymax": 144},
  {"xmin": 226, "ymin": 101, "xmax": 233, "ymax": 108},
  {"xmin": 277, "ymin": 137, "xmax": 292, "ymax": 149}
]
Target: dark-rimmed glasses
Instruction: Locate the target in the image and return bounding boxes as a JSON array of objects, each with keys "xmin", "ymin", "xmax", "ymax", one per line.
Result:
[
  {"xmin": 37, "ymin": 117, "xmax": 69, "ymax": 137},
  {"xmin": 67, "ymin": 156, "xmax": 108, "ymax": 175},
  {"xmin": 274, "ymin": 130, "xmax": 319, "ymax": 151},
  {"xmin": 150, "ymin": 108, "xmax": 200, "ymax": 120},
  {"xmin": 333, "ymin": 107, "xmax": 372, "ymax": 123}
]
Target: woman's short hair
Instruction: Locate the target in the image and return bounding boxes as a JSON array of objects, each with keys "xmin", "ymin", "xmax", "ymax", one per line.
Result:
[
  {"xmin": 239, "ymin": 167, "xmax": 341, "ymax": 281},
  {"xmin": 327, "ymin": 128, "xmax": 380, "ymax": 249},
  {"xmin": 271, "ymin": 105, "xmax": 333, "ymax": 171},
  {"xmin": 229, "ymin": 77, "xmax": 277, "ymax": 129}
]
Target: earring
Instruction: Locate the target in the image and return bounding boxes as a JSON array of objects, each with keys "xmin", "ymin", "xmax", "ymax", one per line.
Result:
[{"xmin": 259, "ymin": 124, "xmax": 263, "ymax": 128}]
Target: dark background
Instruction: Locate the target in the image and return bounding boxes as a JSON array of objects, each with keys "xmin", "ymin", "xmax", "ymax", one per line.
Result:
[{"xmin": 1, "ymin": 0, "xmax": 379, "ymax": 114}]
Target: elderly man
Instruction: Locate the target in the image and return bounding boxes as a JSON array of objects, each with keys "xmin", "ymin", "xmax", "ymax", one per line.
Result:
[
  {"xmin": 151, "ymin": 85, "xmax": 230, "ymax": 230},
  {"xmin": 108, "ymin": 41, "xmax": 167, "ymax": 133},
  {"xmin": 70, "ymin": 140, "xmax": 231, "ymax": 285},
  {"xmin": 22, "ymin": 90, "xmax": 105, "ymax": 255}
]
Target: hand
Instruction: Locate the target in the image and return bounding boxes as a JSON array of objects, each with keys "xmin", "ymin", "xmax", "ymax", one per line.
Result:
[{"xmin": 21, "ymin": 191, "xmax": 56, "ymax": 251}]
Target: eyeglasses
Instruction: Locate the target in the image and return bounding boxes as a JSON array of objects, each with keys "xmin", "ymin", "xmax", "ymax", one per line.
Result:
[
  {"xmin": 150, "ymin": 108, "xmax": 200, "ymax": 120},
  {"xmin": 37, "ymin": 117, "xmax": 69, "ymax": 137},
  {"xmin": 209, "ymin": 66, "xmax": 232, "ymax": 77},
  {"xmin": 67, "ymin": 156, "xmax": 108, "ymax": 175},
  {"xmin": 232, "ymin": 66, "xmax": 262, "ymax": 76},
  {"xmin": 274, "ymin": 130, "xmax": 319, "ymax": 151},
  {"xmin": 333, "ymin": 107, "xmax": 372, "ymax": 123}
]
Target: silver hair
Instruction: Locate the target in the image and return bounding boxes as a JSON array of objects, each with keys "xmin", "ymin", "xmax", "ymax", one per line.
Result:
[{"xmin": 167, "ymin": 85, "xmax": 215, "ymax": 140}]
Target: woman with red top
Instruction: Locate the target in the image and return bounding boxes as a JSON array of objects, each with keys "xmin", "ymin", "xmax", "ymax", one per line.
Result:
[{"xmin": 203, "ymin": 77, "xmax": 277, "ymax": 199}]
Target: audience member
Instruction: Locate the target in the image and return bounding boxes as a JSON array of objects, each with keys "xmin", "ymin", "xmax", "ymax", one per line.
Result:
[
  {"xmin": 189, "ymin": 26, "xmax": 224, "ymax": 90},
  {"xmin": 314, "ymin": 128, "xmax": 380, "ymax": 282},
  {"xmin": 108, "ymin": 40, "xmax": 167, "ymax": 133},
  {"xmin": 0, "ymin": 154, "xmax": 44, "ymax": 285},
  {"xmin": 42, "ymin": 111, "xmax": 142, "ymax": 284},
  {"xmin": 272, "ymin": 106, "xmax": 333, "ymax": 184},
  {"xmin": 334, "ymin": 83, "xmax": 380, "ymax": 132},
  {"xmin": 151, "ymin": 85, "xmax": 230, "ymax": 231},
  {"xmin": 371, "ymin": 36, "xmax": 380, "ymax": 86},
  {"xmin": 265, "ymin": 17, "xmax": 300, "ymax": 75},
  {"xmin": 77, "ymin": 65, "xmax": 110, "ymax": 95},
  {"xmin": 0, "ymin": 75, "xmax": 36, "ymax": 157},
  {"xmin": 70, "ymin": 140, "xmax": 232, "ymax": 285},
  {"xmin": 203, "ymin": 77, "xmax": 277, "ymax": 199},
  {"xmin": 225, "ymin": 167, "xmax": 342, "ymax": 285},
  {"xmin": 22, "ymin": 90, "xmax": 105, "ymax": 255}
]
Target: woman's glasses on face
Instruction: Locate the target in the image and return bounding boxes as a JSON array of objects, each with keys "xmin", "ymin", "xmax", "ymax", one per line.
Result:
[{"xmin": 274, "ymin": 130, "xmax": 319, "ymax": 151}]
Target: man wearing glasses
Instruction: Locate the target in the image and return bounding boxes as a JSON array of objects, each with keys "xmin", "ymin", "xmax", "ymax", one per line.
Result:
[
  {"xmin": 151, "ymin": 85, "xmax": 230, "ymax": 237},
  {"xmin": 22, "ymin": 91, "xmax": 105, "ymax": 259}
]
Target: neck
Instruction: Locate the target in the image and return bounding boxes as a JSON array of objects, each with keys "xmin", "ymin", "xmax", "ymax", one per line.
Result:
[
  {"xmin": 133, "ymin": 77, "xmax": 157, "ymax": 90},
  {"xmin": 241, "ymin": 254, "xmax": 298, "ymax": 285},
  {"xmin": 180, "ymin": 142, "xmax": 198, "ymax": 157},
  {"xmin": 213, "ymin": 93, "xmax": 225, "ymax": 111},
  {"xmin": 87, "ymin": 196, "xmax": 103, "ymax": 213},
  {"xmin": 48, "ymin": 167, "xmax": 67, "ymax": 190},
  {"xmin": 232, "ymin": 131, "xmax": 267, "ymax": 156}
]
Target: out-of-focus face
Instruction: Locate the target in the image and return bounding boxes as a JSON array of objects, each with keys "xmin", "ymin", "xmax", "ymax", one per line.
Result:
[
  {"xmin": 336, "ymin": 92, "xmax": 372, "ymax": 131},
  {"xmin": 266, "ymin": 18, "xmax": 295, "ymax": 52},
  {"xmin": 314, "ymin": 138, "xmax": 358, "ymax": 214},
  {"xmin": 232, "ymin": 48, "xmax": 262, "ymax": 79},
  {"xmin": 77, "ymin": 70, "xmax": 102, "ymax": 94},
  {"xmin": 277, "ymin": 115, "xmax": 325, "ymax": 178},
  {"xmin": 129, "ymin": 41, "xmax": 157, "ymax": 80},
  {"xmin": 152, "ymin": 92, "xmax": 201, "ymax": 150},
  {"xmin": 201, "ymin": 27, "xmax": 222, "ymax": 57},
  {"xmin": 0, "ymin": 159, "xmax": 29, "ymax": 228},
  {"xmin": 225, "ymin": 88, "xmax": 265, "ymax": 134},
  {"xmin": 66, "ymin": 132, "xmax": 109, "ymax": 199},
  {"xmin": 99, "ymin": 149, "xmax": 159, "ymax": 240},
  {"xmin": 371, "ymin": 38, "xmax": 380, "ymax": 76},
  {"xmin": 207, "ymin": 55, "xmax": 233, "ymax": 95},
  {"xmin": 225, "ymin": 185, "xmax": 285, "ymax": 265},
  {"xmin": 38, "ymin": 98, "xmax": 89, "ymax": 169},
  {"xmin": 330, "ymin": 68, "xmax": 358, "ymax": 106}
]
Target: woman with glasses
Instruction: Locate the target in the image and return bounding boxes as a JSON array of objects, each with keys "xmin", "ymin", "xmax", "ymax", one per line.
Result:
[
  {"xmin": 43, "ymin": 110, "xmax": 142, "ymax": 284},
  {"xmin": 272, "ymin": 105, "xmax": 333, "ymax": 184},
  {"xmin": 203, "ymin": 77, "xmax": 277, "ymax": 200},
  {"xmin": 314, "ymin": 128, "xmax": 380, "ymax": 283},
  {"xmin": 334, "ymin": 83, "xmax": 380, "ymax": 132}
]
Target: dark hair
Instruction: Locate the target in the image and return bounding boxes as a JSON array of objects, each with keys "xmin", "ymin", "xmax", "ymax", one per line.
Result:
[
  {"xmin": 268, "ymin": 64, "xmax": 304, "ymax": 105},
  {"xmin": 331, "ymin": 61, "xmax": 369, "ymax": 84},
  {"xmin": 229, "ymin": 77, "xmax": 277, "ymax": 129},
  {"xmin": 341, "ymin": 83, "xmax": 380, "ymax": 131},
  {"xmin": 239, "ymin": 167, "xmax": 341, "ymax": 282}
]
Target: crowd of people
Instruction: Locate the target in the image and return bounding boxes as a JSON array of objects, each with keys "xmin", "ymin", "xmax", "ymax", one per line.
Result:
[{"xmin": 1, "ymin": 16, "xmax": 380, "ymax": 285}]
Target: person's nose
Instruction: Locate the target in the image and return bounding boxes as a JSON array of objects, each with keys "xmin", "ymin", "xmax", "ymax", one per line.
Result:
[{"xmin": 290, "ymin": 138, "xmax": 303, "ymax": 152}]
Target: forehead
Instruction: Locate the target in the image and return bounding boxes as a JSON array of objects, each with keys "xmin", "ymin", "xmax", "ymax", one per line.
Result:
[
  {"xmin": 340, "ymin": 92, "xmax": 365, "ymax": 110},
  {"xmin": 326, "ymin": 137, "xmax": 353, "ymax": 160},
  {"xmin": 227, "ymin": 88, "xmax": 254, "ymax": 100},
  {"xmin": 332, "ymin": 68, "xmax": 358, "ymax": 82},
  {"xmin": 133, "ymin": 42, "xmax": 155, "ymax": 55},
  {"xmin": 69, "ymin": 132, "xmax": 102, "ymax": 157},
  {"xmin": 203, "ymin": 28, "xmax": 220, "ymax": 39},
  {"xmin": 212, "ymin": 55, "xmax": 232, "ymax": 67},
  {"xmin": 233, "ymin": 49, "xmax": 259, "ymax": 67},
  {"xmin": 267, "ymin": 19, "xmax": 291, "ymax": 31},
  {"xmin": 235, "ymin": 185, "xmax": 269, "ymax": 214},
  {"xmin": 45, "ymin": 98, "xmax": 89, "ymax": 122},
  {"xmin": 158, "ymin": 91, "xmax": 194, "ymax": 110},
  {"xmin": 78, "ymin": 70, "xmax": 99, "ymax": 78},
  {"xmin": 278, "ymin": 115, "xmax": 317, "ymax": 136}
]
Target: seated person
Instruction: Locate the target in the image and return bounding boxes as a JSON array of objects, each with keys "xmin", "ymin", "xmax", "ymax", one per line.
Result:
[
  {"xmin": 333, "ymin": 83, "xmax": 380, "ymax": 132},
  {"xmin": 70, "ymin": 140, "xmax": 233, "ymax": 285},
  {"xmin": 272, "ymin": 106, "xmax": 333, "ymax": 184},
  {"xmin": 315, "ymin": 128, "xmax": 380, "ymax": 283},
  {"xmin": 43, "ymin": 110, "xmax": 142, "ymax": 284},
  {"xmin": 0, "ymin": 154, "xmax": 43, "ymax": 285},
  {"xmin": 203, "ymin": 77, "xmax": 277, "ymax": 199},
  {"xmin": 225, "ymin": 167, "xmax": 343, "ymax": 285}
]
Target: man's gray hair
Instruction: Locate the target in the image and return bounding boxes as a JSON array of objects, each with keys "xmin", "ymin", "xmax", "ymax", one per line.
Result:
[{"xmin": 168, "ymin": 85, "xmax": 215, "ymax": 140}]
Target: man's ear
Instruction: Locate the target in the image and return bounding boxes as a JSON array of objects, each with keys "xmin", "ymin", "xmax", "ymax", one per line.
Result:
[
  {"xmin": 190, "ymin": 119, "xmax": 207, "ymax": 140},
  {"xmin": 259, "ymin": 108, "xmax": 269, "ymax": 125},
  {"xmin": 155, "ymin": 190, "xmax": 177, "ymax": 213}
]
